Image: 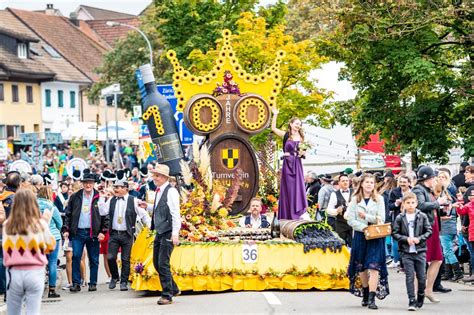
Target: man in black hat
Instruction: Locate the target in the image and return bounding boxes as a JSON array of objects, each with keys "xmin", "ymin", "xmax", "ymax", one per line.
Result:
[
  {"xmin": 98, "ymin": 180, "xmax": 151, "ymax": 291},
  {"xmin": 63, "ymin": 173, "xmax": 109, "ymax": 293},
  {"xmin": 138, "ymin": 166, "xmax": 157, "ymax": 201},
  {"xmin": 412, "ymin": 166, "xmax": 451, "ymax": 297}
]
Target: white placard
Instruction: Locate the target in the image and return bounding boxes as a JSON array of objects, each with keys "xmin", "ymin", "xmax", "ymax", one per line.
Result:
[
  {"xmin": 242, "ymin": 244, "xmax": 258, "ymax": 264},
  {"xmin": 9, "ymin": 159, "xmax": 32, "ymax": 174}
]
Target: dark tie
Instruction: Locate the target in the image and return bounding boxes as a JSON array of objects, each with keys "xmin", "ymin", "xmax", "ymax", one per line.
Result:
[
  {"xmin": 342, "ymin": 190, "xmax": 350, "ymax": 193},
  {"xmin": 117, "ymin": 196, "xmax": 124, "ymax": 200}
]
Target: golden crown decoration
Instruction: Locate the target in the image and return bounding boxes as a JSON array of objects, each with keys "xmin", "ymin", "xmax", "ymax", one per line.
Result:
[{"xmin": 166, "ymin": 29, "xmax": 286, "ymax": 112}]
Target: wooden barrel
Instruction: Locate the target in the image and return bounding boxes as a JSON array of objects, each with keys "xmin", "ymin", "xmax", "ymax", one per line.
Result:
[
  {"xmin": 184, "ymin": 94, "xmax": 223, "ymax": 136},
  {"xmin": 209, "ymin": 134, "xmax": 259, "ymax": 215},
  {"xmin": 233, "ymin": 94, "xmax": 270, "ymax": 135},
  {"xmin": 280, "ymin": 219, "xmax": 315, "ymax": 240}
]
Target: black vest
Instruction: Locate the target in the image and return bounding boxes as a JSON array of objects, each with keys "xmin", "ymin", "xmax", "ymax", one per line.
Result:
[
  {"xmin": 244, "ymin": 215, "xmax": 270, "ymax": 228},
  {"xmin": 109, "ymin": 195, "xmax": 137, "ymax": 237},
  {"xmin": 335, "ymin": 189, "xmax": 352, "ymax": 224},
  {"xmin": 151, "ymin": 185, "xmax": 173, "ymax": 235}
]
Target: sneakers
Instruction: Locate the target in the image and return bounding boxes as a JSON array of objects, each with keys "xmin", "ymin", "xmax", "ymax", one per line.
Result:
[
  {"xmin": 408, "ymin": 299, "xmax": 417, "ymax": 311},
  {"xmin": 62, "ymin": 283, "xmax": 72, "ymax": 290},
  {"xmin": 109, "ymin": 279, "xmax": 118, "ymax": 290},
  {"xmin": 387, "ymin": 261, "xmax": 400, "ymax": 268},
  {"xmin": 69, "ymin": 284, "xmax": 81, "ymax": 293},
  {"xmin": 416, "ymin": 293, "xmax": 425, "ymax": 309},
  {"xmin": 88, "ymin": 284, "xmax": 97, "ymax": 292},
  {"xmin": 120, "ymin": 282, "xmax": 128, "ymax": 291}
]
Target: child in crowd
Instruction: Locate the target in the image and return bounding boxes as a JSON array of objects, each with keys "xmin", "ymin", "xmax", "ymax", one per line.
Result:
[
  {"xmin": 392, "ymin": 192, "xmax": 432, "ymax": 311},
  {"xmin": 2, "ymin": 189, "xmax": 56, "ymax": 315}
]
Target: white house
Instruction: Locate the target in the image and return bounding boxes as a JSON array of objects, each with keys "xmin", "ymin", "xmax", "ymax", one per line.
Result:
[{"xmin": 40, "ymin": 81, "xmax": 82, "ymax": 133}]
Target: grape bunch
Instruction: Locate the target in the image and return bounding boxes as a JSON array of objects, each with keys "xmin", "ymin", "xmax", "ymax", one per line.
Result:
[{"xmin": 294, "ymin": 226, "xmax": 344, "ymax": 253}]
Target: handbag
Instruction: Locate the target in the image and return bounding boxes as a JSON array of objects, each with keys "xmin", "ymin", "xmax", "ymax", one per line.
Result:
[{"xmin": 364, "ymin": 216, "xmax": 392, "ymax": 240}]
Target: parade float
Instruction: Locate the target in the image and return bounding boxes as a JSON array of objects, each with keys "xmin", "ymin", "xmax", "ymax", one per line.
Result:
[{"xmin": 130, "ymin": 30, "xmax": 350, "ymax": 292}]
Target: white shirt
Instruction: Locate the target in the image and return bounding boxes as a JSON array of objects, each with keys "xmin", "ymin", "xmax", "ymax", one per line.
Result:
[
  {"xmin": 98, "ymin": 194, "xmax": 151, "ymax": 231},
  {"xmin": 146, "ymin": 181, "xmax": 181, "ymax": 236},
  {"xmin": 239, "ymin": 215, "xmax": 262, "ymax": 229},
  {"xmin": 327, "ymin": 189, "xmax": 351, "ymax": 217},
  {"xmin": 406, "ymin": 212, "xmax": 417, "ymax": 253}
]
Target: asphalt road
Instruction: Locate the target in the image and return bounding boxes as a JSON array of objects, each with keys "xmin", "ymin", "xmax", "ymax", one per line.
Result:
[{"xmin": 37, "ymin": 264, "xmax": 473, "ymax": 315}]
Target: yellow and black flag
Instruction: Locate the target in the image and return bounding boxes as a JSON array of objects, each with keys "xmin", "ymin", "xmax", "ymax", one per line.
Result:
[{"xmin": 222, "ymin": 148, "xmax": 239, "ymax": 169}]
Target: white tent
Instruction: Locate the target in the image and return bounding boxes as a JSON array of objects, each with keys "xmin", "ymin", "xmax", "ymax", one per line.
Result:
[{"xmin": 62, "ymin": 121, "xmax": 138, "ymax": 141}]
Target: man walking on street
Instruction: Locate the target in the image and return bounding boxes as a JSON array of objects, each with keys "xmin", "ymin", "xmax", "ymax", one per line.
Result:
[
  {"xmin": 99, "ymin": 180, "xmax": 151, "ymax": 291},
  {"xmin": 146, "ymin": 164, "xmax": 181, "ymax": 305},
  {"xmin": 63, "ymin": 173, "xmax": 109, "ymax": 292}
]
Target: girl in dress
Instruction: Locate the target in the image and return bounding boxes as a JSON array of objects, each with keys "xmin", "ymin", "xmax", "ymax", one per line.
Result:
[
  {"xmin": 271, "ymin": 108, "xmax": 309, "ymax": 220},
  {"xmin": 346, "ymin": 173, "xmax": 389, "ymax": 310}
]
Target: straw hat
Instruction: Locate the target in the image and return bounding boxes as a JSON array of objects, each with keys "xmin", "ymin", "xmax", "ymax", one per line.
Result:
[{"xmin": 149, "ymin": 164, "xmax": 171, "ymax": 178}]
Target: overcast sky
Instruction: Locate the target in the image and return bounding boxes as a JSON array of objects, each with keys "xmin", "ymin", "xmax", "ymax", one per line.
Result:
[{"xmin": 0, "ymin": 0, "xmax": 275, "ymax": 17}]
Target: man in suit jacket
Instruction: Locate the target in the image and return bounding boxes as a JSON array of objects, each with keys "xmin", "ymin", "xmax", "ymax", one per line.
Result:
[{"xmin": 63, "ymin": 173, "xmax": 109, "ymax": 293}]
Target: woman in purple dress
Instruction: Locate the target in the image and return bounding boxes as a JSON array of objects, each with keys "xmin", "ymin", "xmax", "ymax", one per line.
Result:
[{"xmin": 271, "ymin": 108, "xmax": 309, "ymax": 220}]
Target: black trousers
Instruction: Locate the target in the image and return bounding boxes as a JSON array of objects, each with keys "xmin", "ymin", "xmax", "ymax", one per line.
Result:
[
  {"xmin": 335, "ymin": 222, "xmax": 352, "ymax": 247},
  {"xmin": 153, "ymin": 231, "xmax": 179, "ymax": 299},
  {"xmin": 401, "ymin": 252, "xmax": 426, "ymax": 301},
  {"xmin": 107, "ymin": 230, "xmax": 133, "ymax": 284}
]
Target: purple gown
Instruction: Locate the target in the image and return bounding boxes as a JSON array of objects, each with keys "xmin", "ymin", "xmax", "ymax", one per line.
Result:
[{"xmin": 278, "ymin": 139, "xmax": 308, "ymax": 220}]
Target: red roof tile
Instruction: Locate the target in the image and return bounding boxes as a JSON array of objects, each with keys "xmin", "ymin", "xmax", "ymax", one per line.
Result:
[
  {"xmin": 85, "ymin": 18, "xmax": 141, "ymax": 48},
  {"xmin": 10, "ymin": 8, "xmax": 107, "ymax": 82}
]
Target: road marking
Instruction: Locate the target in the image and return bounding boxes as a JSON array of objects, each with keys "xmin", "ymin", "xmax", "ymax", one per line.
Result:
[{"xmin": 262, "ymin": 292, "xmax": 281, "ymax": 305}]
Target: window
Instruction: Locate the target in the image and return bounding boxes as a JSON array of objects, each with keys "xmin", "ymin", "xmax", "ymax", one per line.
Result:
[
  {"xmin": 0, "ymin": 83, "xmax": 4, "ymax": 101},
  {"xmin": 33, "ymin": 124, "xmax": 39, "ymax": 132},
  {"xmin": 17, "ymin": 43, "xmax": 27, "ymax": 59},
  {"xmin": 26, "ymin": 86, "xmax": 33, "ymax": 103},
  {"xmin": 0, "ymin": 125, "xmax": 5, "ymax": 139},
  {"xmin": 43, "ymin": 44, "xmax": 61, "ymax": 58},
  {"xmin": 70, "ymin": 91, "xmax": 76, "ymax": 108},
  {"xmin": 7, "ymin": 125, "xmax": 24, "ymax": 138},
  {"xmin": 12, "ymin": 85, "xmax": 19, "ymax": 102},
  {"xmin": 45, "ymin": 89, "xmax": 51, "ymax": 107},
  {"xmin": 58, "ymin": 90, "xmax": 63, "ymax": 107},
  {"xmin": 44, "ymin": 128, "xmax": 51, "ymax": 133}
]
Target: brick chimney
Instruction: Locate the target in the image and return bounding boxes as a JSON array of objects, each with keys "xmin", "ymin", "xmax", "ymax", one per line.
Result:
[{"xmin": 45, "ymin": 4, "xmax": 55, "ymax": 15}]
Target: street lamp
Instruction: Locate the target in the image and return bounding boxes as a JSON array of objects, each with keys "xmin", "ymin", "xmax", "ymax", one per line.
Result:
[{"xmin": 106, "ymin": 21, "xmax": 153, "ymax": 66}]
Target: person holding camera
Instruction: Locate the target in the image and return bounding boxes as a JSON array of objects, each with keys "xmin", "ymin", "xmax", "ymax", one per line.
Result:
[
  {"xmin": 62, "ymin": 173, "xmax": 109, "ymax": 293},
  {"xmin": 327, "ymin": 174, "xmax": 353, "ymax": 246}
]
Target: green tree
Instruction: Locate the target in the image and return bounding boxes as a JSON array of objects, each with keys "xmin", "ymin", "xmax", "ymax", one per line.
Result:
[
  {"xmin": 91, "ymin": 0, "xmax": 259, "ymax": 110},
  {"xmin": 186, "ymin": 12, "xmax": 331, "ymax": 145},
  {"xmin": 316, "ymin": 0, "xmax": 473, "ymax": 165}
]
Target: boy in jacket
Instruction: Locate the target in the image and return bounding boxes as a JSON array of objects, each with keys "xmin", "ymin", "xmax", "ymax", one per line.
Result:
[{"xmin": 392, "ymin": 192, "xmax": 432, "ymax": 311}]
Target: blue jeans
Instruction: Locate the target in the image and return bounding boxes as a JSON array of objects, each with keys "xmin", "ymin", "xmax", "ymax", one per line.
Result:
[
  {"xmin": 391, "ymin": 238, "xmax": 400, "ymax": 263},
  {"xmin": 440, "ymin": 234, "xmax": 458, "ymax": 264},
  {"xmin": 71, "ymin": 229, "xmax": 100, "ymax": 286},
  {"xmin": 46, "ymin": 241, "xmax": 60, "ymax": 287},
  {"xmin": 0, "ymin": 245, "xmax": 5, "ymax": 293},
  {"xmin": 385, "ymin": 236, "xmax": 392, "ymax": 257}
]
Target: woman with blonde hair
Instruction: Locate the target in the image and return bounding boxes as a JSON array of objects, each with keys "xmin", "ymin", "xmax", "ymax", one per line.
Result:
[
  {"xmin": 346, "ymin": 173, "xmax": 389, "ymax": 309},
  {"xmin": 271, "ymin": 108, "xmax": 309, "ymax": 220},
  {"xmin": 37, "ymin": 185, "xmax": 63, "ymax": 298},
  {"xmin": 435, "ymin": 172, "xmax": 463, "ymax": 281},
  {"xmin": 2, "ymin": 189, "xmax": 56, "ymax": 315}
]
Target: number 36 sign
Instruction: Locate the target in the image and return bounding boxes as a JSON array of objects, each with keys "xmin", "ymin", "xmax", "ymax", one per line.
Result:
[{"xmin": 242, "ymin": 244, "xmax": 258, "ymax": 263}]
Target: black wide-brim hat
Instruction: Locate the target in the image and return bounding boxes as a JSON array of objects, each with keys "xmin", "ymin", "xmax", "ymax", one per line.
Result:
[{"xmin": 81, "ymin": 173, "xmax": 97, "ymax": 182}]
